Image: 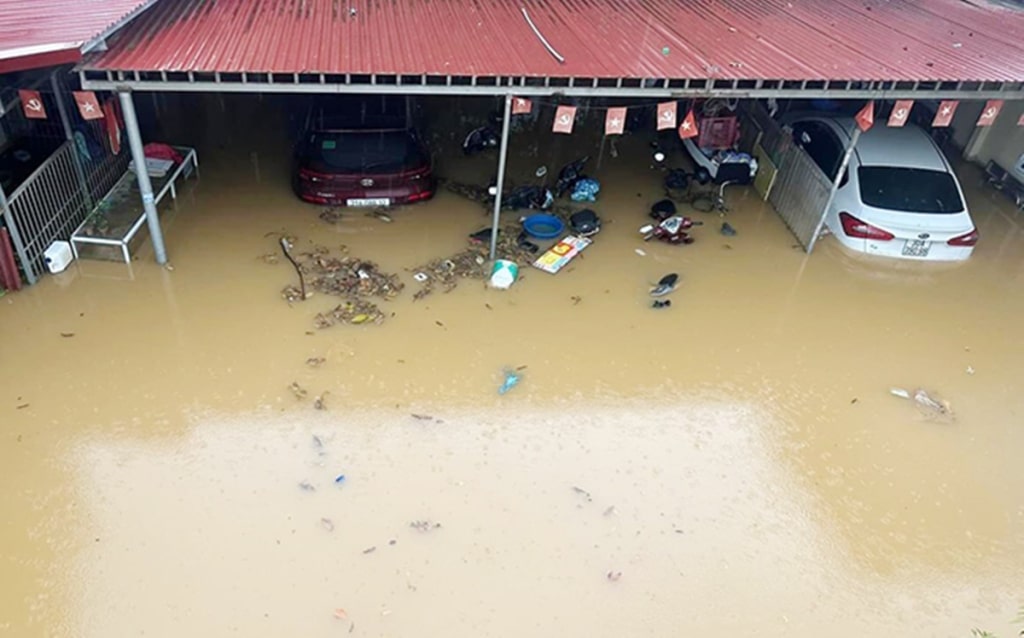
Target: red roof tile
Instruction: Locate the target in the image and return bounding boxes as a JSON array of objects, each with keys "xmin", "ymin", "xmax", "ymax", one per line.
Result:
[
  {"xmin": 85, "ymin": 0, "xmax": 1024, "ymax": 83},
  {"xmin": 0, "ymin": 0, "xmax": 156, "ymax": 73}
]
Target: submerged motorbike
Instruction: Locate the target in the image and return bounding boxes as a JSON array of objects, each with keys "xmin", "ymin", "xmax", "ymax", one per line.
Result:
[
  {"xmin": 554, "ymin": 156, "xmax": 590, "ymax": 198},
  {"xmin": 641, "ymin": 198, "xmax": 702, "ymax": 244},
  {"xmin": 640, "ymin": 215, "xmax": 702, "ymax": 244},
  {"xmin": 463, "ymin": 126, "xmax": 499, "ymax": 155}
]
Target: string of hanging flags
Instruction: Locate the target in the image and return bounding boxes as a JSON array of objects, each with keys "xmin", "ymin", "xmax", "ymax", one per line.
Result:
[
  {"xmin": 511, "ymin": 97, "xmax": 704, "ymax": 139},
  {"xmin": 507, "ymin": 96, "xmax": 1020, "ymax": 138},
  {"xmin": 852, "ymin": 98, "xmax": 1007, "ymax": 132}
]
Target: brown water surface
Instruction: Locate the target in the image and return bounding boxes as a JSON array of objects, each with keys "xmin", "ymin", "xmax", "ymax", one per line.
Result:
[{"xmin": 1, "ymin": 95, "xmax": 1022, "ymax": 637}]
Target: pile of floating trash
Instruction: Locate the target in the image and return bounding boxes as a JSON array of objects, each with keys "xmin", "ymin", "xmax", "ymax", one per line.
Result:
[
  {"xmin": 408, "ymin": 225, "xmax": 537, "ymax": 300},
  {"xmin": 277, "ymin": 242, "xmax": 403, "ymax": 327}
]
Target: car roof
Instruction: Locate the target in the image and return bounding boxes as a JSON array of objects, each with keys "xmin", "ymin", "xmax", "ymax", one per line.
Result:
[{"xmin": 785, "ymin": 113, "xmax": 949, "ymax": 171}]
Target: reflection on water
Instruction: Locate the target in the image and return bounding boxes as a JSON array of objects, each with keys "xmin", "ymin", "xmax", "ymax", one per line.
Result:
[{"xmin": 1, "ymin": 95, "xmax": 1022, "ymax": 637}]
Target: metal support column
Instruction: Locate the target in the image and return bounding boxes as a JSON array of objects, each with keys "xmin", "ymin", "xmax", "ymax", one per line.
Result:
[
  {"xmin": 488, "ymin": 94, "xmax": 513, "ymax": 260},
  {"xmin": 0, "ymin": 183, "xmax": 35, "ymax": 284},
  {"xmin": 808, "ymin": 127, "xmax": 862, "ymax": 253},
  {"xmin": 118, "ymin": 90, "xmax": 168, "ymax": 265},
  {"xmin": 50, "ymin": 71, "xmax": 94, "ymax": 210}
]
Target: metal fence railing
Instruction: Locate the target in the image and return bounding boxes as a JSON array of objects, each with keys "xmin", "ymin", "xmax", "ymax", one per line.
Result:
[
  {"xmin": 0, "ymin": 71, "xmax": 132, "ymax": 284},
  {"xmin": 4, "ymin": 142, "xmax": 87, "ymax": 281}
]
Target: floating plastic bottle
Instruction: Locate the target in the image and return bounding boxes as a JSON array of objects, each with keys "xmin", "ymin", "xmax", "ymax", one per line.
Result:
[{"xmin": 498, "ymin": 370, "xmax": 521, "ymax": 395}]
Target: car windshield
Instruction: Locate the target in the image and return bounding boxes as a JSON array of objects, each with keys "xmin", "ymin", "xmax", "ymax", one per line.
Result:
[
  {"xmin": 858, "ymin": 166, "xmax": 964, "ymax": 214},
  {"xmin": 304, "ymin": 130, "xmax": 425, "ymax": 173}
]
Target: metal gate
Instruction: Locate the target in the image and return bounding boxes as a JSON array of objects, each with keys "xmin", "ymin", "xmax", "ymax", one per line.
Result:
[{"xmin": 742, "ymin": 103, "xmax": 834, "ymax": 252}]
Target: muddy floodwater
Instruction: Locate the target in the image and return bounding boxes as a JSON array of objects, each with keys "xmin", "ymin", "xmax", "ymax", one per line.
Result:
[{"xmin": 2, "ymin": 95, "xmax": 1023, "ymax": 637}]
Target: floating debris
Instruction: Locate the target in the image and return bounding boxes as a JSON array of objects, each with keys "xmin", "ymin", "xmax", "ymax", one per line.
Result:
[
  {"xmin": 315, "ymin": 299, "xmax": 386, "ymax": 328},
  {"xmin": 306, "ymin": 356, "xmax": 327, "ymax": 367},
  {"xmin": 607, "ymin": 571, "xmax": 622, "ymax": 582},
  {"xmin": 257, "ymin": 253, "xmax": 279, "ymax": 264},
  {"xmin": 298, "ymin": 480, "xmax": 316, "ymax": 492},
  {"xmin": 314, "ymin": 393, "xmax": 329, "ymax": 410},
  {"xmin": 281, "ymin": 285, "xmax": 306, "ymax": 303},
  {"xmin": 572, "ymin": 486, "xmax": 593, "ymax": 502},
  {"xmin": 890, "ymin": 387, "xmax": 954, "ymax": 421},
  {"xmin": 301, "ymin": 250, "xmax": 403, "ymax": 301},
  {"xmin": 409, "ymin": 520, "xmax": 442, "ymax": 532},
  {"xmin": 603, "ymin": 505, "xmax": 616, "ymax": 517},
  {"xmin": 913, "ymin": 389, "xmax": 952, "ymax": 419},
  {"xmin": 411, "ymin": 413, "xmax": 434, "ymax": 421},
  {"xmin": 274, "ymin": 241, "xmax": 402, "ymax": 327},
  {"xmin": 362, "ymin": 546, "xmax": 377, "ymax": 554},
  {"xmin": 289, "ymin": 382, "xmax": 308, "ymax": 399},
  {"xmin": 319, "ymin": 207, "xmax": 344, "ymax": 224},
  {"xmin": 334, "ymin": 474, "xmax": 346, "ymax": 484},
  {"xmin": 321, "ymin": 518, "xmax": 335, "ymax": 532},
  {"xmin": 280, "ymin": 237, "xmax": 308, "ymax": 300},
  {"xmin": 499, "ymin": 369, "xmax": 521, "ymax": 395},
  {"xmin": 570, "ymin": 295, "xmax": 582, "ymax": 305},
  {"xmin": 366, "ymin": 208, "xmax": 393, "ymax": 223},
  {"xmin": 60, "ymin": 332, "xmax": 75, "ymax": 338}
]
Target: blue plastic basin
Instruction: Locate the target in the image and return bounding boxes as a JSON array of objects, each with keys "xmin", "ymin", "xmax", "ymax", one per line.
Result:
[{"xmin": 522, "ymin": 214, "xmax": 565, "ymax": 240}]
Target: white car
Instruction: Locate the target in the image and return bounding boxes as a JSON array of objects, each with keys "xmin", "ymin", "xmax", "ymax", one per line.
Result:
[{"xmin": 784, "ymin": 115, "xmax": 978, "ymax": 261}]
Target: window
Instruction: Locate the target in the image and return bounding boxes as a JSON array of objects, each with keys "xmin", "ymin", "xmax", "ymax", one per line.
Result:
[
  {"xmin": 858, "ymin": 167, "xmax": 964, "ymax": 214},
  {"xmin": 792, "ymin": 122, "xmax": 843, "ymax": 179},
  {"xmin": 304, "ymin": 131, "xmax": 425, "ymax": 173}
]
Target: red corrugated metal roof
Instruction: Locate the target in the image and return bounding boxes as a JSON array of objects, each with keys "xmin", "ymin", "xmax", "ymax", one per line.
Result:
[
  {"xmin": 85, "ymin": 0, "xmax": 1024, "ymax": 83},
  {"xmin": 0, "ymin": 0, "xmax": 157, "ymax": 73}
]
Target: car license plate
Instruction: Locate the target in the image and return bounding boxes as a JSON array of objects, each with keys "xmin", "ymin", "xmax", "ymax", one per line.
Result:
[
  {"xmin": 902, "ymin": 239, "xmax": 931, "ymax": 257},
  {"xmin": 346, "ymin": 198, "xmax": 390, "ymax": 207}
]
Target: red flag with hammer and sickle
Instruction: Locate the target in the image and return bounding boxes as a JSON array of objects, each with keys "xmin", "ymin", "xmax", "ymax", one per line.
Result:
[
  {"xmin": 657, "ymin": 101, "xmax": 677, "ymax": 131},
  {"xmin": 18, "ymin": 90, "xmax": 47, "ymax": 119},
  {"xmin": 552, "ymin": 105, "xmax": 576, "ymax": 134},
  {"xmin": 855, "ymin": 102, "xmax": 875, "ymax": 132},
  {"xmin": 677, "ymin": 109, "xmax": 698, "ymax": 140},
  {"xmin": 605, "ymin": 107, "xmax": 627, "ymax": 136},
  {"xmin": 887, "ymin": 100, "xmax": 913, "ymax": 127},
  {"xmin": 73, "ymin": 91, "xmax": 104, "ymax": 121},
  {"xmin": 976, "ymin": 100, "xmax": 1003, "ymax": 127},
  {"xmin": 511, "ymin": 97, "xmax": 532, "ymax": 115},
  {"xmin": 932, "ymin": 101, "xmax": 958, "ymax": 128}
]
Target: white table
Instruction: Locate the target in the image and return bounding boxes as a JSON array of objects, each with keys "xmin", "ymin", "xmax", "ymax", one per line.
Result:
[{"xmin": 71, "ymin": 147, "xmax": 198, "ymax": 263}]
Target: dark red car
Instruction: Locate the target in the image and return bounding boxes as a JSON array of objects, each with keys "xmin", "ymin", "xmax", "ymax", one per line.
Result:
[{"xmin": 292, "ymin": 96, "xmax": 435, "ymax": 207}]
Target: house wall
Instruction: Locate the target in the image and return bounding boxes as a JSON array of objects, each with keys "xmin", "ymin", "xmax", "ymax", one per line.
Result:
[{"xmin": 960, "ymin": 100, "xmax": 1024, "ymax": 179}]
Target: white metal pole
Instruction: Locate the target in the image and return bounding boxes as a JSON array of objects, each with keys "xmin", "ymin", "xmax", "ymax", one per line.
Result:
[
  {"xmin": 808, "ymin": 126, "xmax": 862, "ymax": 253},
  {"xmin": 489, "ymin": 94, "xmax": 513, "ymax": 261},
  {"xmin": 118, "ymin": 90, "xmax": 168, "ymax": 265}
]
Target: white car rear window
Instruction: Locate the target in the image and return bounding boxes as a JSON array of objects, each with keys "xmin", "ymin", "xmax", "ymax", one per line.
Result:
[{"xmin": 858, "ymin": 167, "xmax": 964, "ymax": 214}]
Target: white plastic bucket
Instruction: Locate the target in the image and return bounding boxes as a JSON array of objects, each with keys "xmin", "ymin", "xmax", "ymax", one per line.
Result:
[{"xmin": 489, "ymin": 259, "xmax": 519, "ymax": 289}]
